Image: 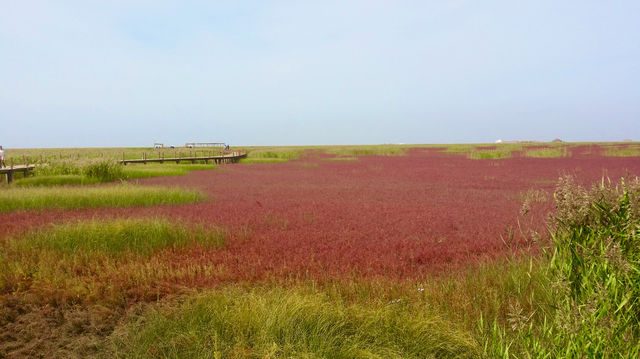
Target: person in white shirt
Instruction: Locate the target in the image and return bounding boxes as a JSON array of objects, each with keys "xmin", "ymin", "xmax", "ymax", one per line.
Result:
[{"xmin": 0, "ymin": 146, "xmax": 5, "ymax": 167}]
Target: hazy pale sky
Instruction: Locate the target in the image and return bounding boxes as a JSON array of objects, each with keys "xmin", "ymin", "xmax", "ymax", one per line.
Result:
[{"xmin": 1, "ymin": 1, "xmax": 639, "ymax": 147}]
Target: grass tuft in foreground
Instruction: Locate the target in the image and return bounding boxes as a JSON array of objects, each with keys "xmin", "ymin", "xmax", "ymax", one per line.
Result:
[
  {"xmin": 110, "ymin": 287, "xmax": 480, "ymax": 359},
  {"xmin": 0, "ymin": 184, "xmax": 203, "ymax": 212}
]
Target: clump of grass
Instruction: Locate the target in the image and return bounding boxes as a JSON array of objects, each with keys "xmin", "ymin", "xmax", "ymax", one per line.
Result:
[
  {"xmin": 0, "ymin": 184, "xmax": 204, "ymax": 212},
  {"xmin": 14, "ymin": 219, "xmax": 226, "ymax": 256},
  {"xmin": 110, "ymin": 287, "xmax": 480, "ymax": 358},
  {"xmin": 83, "ymin": 160, "xmax": 124, "ymax": 182},
  {"xmin": 12, "ymin": 175, "xmax": 99, "ymax": 187},
  {"xmin": 29, "ymin": 159, "xmax": 123, "ymax": 185},
  {"xmin": 34, "ymin": 159, "xmax": 83, "ymax": 176},
  {"xmin": 548, "ymin": 176, "xmax": 639, "ymax": 355},
  {"xmin": 485, "ymin": 176, "xmax": 640, "ymax": 357}
]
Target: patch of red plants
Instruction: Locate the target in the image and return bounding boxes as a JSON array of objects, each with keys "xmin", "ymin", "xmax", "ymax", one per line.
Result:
[{"xmin": 2, "ymin": 147, "xmax": 640, "ymax": 286}]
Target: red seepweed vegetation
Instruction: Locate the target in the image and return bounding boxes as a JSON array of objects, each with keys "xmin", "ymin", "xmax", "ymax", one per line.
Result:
[{"xmin": 2, "ymin": 147, "xmax": 639, "ymax": 289}]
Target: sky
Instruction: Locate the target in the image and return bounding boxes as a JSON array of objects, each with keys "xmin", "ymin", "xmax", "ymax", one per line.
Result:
[{"xmin": 1, "ymin": 1, "xmax": 639, "ymax": 148}]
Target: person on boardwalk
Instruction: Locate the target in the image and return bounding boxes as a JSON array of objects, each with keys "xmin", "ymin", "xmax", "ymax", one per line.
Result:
[{"xmin": 0, "ymin": 146, "xmax": 5, "ymax": 168}]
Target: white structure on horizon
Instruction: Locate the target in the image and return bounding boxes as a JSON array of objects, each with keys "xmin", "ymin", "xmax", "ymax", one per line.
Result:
[{"xmin": 495, "ymin": 139, "xmax": 503, "ymax": 143}]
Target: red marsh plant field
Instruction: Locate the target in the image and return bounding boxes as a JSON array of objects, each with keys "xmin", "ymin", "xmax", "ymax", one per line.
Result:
[
  {"xmin": 1, "ymin": 144, "xmax": 639, "ymax": 357},
  {"xmin": 3, "ymin": 146, "xmax": 638, "ymax": 283}
]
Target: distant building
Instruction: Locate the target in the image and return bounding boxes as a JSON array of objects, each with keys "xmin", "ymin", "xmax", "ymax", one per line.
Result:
[
  {"xmin": 552, "ymin": 138, "xmax": 563, "ymax": 143},
  {"xmin": 495, "ymin": 139, "xmax": 503, "ymax": 143}
]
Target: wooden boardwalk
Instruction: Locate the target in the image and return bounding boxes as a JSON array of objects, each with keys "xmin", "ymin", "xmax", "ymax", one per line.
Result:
[
  {"xmin": 1, "ymin": 164, "xmax": 36, "ymax": 183},
  {"xmin": 0, "ymin": 151, "xmax": 246, "ymax": 183},
  {"xmin": 120, "ymin": 151, "xmax": 247, "ymax": 165}
]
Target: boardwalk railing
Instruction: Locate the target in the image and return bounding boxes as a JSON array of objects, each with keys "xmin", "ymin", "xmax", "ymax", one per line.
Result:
[{"xmin": 119, "ymin": 151, "xmax": 247, "ymax": 165}]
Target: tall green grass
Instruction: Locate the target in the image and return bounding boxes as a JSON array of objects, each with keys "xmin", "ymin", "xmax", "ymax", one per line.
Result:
[
  {"xmin": 0, "ymin": 184, "xmax": 203, "ymax": 212},
  {"xmin": 486, "ymin": 176, "xmax": 640, "ymax": 357},
  {"xmin": 547, "ymin": 176, "xmax": 639, "ymax": 356},
  {"xmin": 111, "ymin": 287, "xmax": 480, "ymax": 359},
  {"xmin": 28, "ymin": 159, "xmax": 123, "ymax": 184},
  {"xmin": 83, "ymin": 160, "xmax": 124, "ymax": 182}
]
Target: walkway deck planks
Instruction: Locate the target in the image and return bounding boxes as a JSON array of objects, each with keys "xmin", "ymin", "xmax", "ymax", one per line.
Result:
[{"xmin": 1, "ymin": 164, "xmax": 36, "ymax": 183}]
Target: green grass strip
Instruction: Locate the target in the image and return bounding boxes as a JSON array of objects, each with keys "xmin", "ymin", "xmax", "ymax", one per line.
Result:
[
  {"xmin": 523, "ymin": 147, "xmax": 568, "ymax": 158},
  {"xmin": 111, "ymin": 287, "xmax": 479, "ymax": 358},
  {"xmin": 12, "ymin": 218, "xmax": 225, "ymax": 256},
  {"xmin": 603, "ymin": 144, "xmax": 640, "ymax": 157},
  {"xmin": 467, "ymin": 150, "xmax": 513, "ymax": 159},
  {"xmin": 122, "ymin": 163, "xmax": 217, "ymax": 179},
  {"xmin": 12, "ymin": 175, "xmax": 100, "ymax": 187},
  {"xmin": 239, "ymin": 157, "xmax": 290, "ymax": 164},
  {"xmin": 0, "ymin": 184, "xmax": 203, "ymax": 212}
]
